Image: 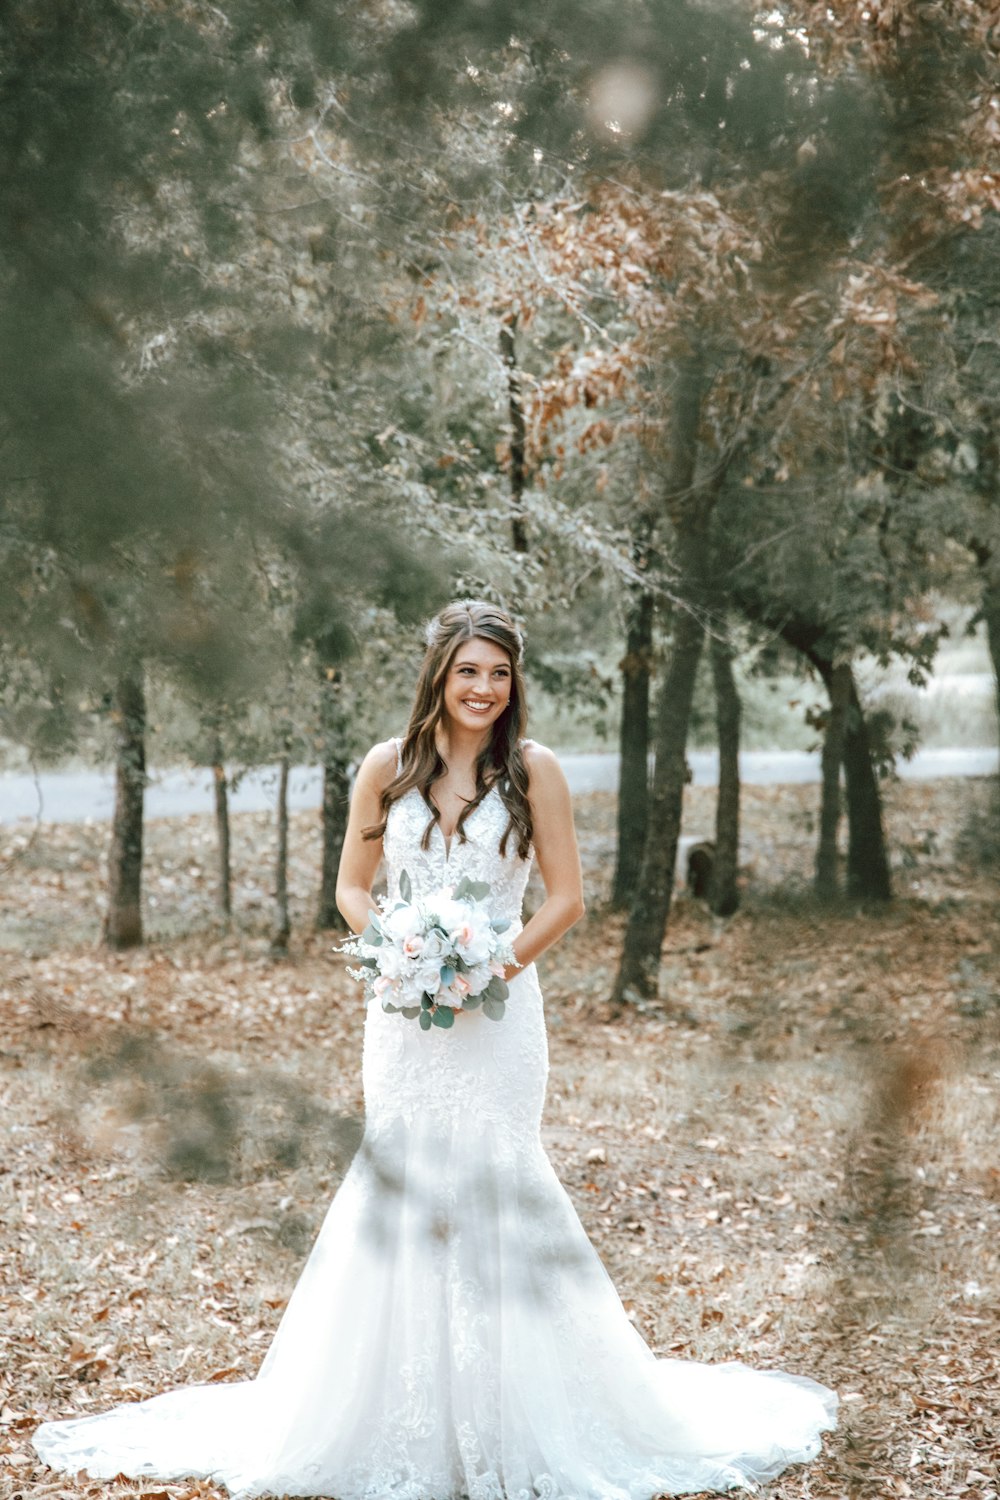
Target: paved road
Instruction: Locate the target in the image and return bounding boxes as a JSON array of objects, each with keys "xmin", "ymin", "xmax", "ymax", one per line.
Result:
[{"xmin": 1, "ymin": 747, "xmax": 996, "ymax": 826}]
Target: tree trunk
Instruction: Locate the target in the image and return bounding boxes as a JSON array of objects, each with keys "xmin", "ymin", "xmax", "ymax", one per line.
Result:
[
  {"xmin": 318, "ymin": 755, "xmax": 350, "ymax": 931},
  {"xmin": 815, "ymin": 660, "xmax": 851, "ymax": 899},
  {"xmin": 843, "ymin": 673, "xmax": 892, "ymax": 902},
  {"xmin": 210, "ymin": 728, "xmax": 232, "ymax": 925},
  {"xmin": 982, "ymin": 569, "xmax": 1000, "ymax": 770},
  {"xmin": 611, "ymin": 588, "xmax": 654, "ymax": 909},
  {"xmin": 611, "ymin": 353, "xmax": 708, "ymax": 1009},
  {"xmin": 499, "ymin": 316, "xmax": 529, "ymax": 554},
  {"xmin": 272, "ymin": 748, "xmax": 291, "ymax": 955},
  {"xmin": 611, "ymin": 562, "xmax": 705, "ymax": 1008},
  {"xmin": 709, "ymin": 629, "xmax": 741, "ymax": 917},
  {"xmin": 104, "ymin": 663, "xmax": 146, "ymax": 949},
  {"xmin": 731, "ymin": 597, "xmax": 894, "ymax": 905},
  {"xmin": 317, "ymin": 667, "xmax": 350, "ymax": 932}
]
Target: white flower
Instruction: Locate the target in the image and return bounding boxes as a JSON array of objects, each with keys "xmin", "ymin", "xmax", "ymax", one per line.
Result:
[
  {"xmin": 383, "ymin": 903, "xmax": 422, "ymax": 943},
  {"xmin": 427, "ymin": 893, "xmax": 465, "ymax": 933},
  {"xmin": 378, "ymin": 944, "xmax": 405, "ymax": 980},
  {"xmin": 466, "ymin": 962, "xmax": 493, "ymax": 996},
  {"xmin": 454, "ymin": 912, "xmax": 492, "ymax": 966},
  {"xmin": 398, "ymin": 975, "xmax": 427, "ymax": 1007},
  {"xmin": 421, "ymin": 928, "xmax": 446, "ymax": 960},
  {"xmin": 414, "ymin": 957, "xmax": 444, "ymax": 996}
]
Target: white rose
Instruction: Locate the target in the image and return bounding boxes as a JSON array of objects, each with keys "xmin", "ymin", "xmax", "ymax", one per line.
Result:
[
  {"xmin": 421, "ymin": 928, "xmax": 446, "ymax": 960},
  {"xmin": 415, "ymin": 957, "xmax": 445, "ymax": 996}
]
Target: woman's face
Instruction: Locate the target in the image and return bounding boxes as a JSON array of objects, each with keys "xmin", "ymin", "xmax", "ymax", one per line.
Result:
[{"xmin": 441, "ymin": 636, "xmax": 512, "ymax": 735}]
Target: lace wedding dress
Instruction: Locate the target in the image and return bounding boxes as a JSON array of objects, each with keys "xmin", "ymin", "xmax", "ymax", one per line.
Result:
[{"xmin": 34, "ymin": 763, "xmax": 837, "ymax": 1498}]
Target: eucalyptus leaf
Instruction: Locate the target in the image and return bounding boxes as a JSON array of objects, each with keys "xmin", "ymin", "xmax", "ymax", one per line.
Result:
[
  {"xmin": 421, "ymin": 992, "xmax": 434, "ymax": 1010},
  {"xmin": 361, "ymin": 924, "xmax": 383, "ymax": 947},
  {"xmin": 431, "ymin": 1005, "xmax": 455, "ymax": 1028},
  {"xmin": 400, "ymin": 1006, "xmax": 422, "ymax": 1019},
  {"xmin": 485, "ymin": 975, "xmax": 509, "ymax": 1002},
  {"xmin": 382, "ymin": 1001, "xmax": 400, "ymax": 1013},
  {"xmin": 463, "ymin": 994, "xmax": 482, "ymax": 1009},
  {"xmin": 483, "ymin": 997, "xmax": 506, "ymax": 1022},
  {"xmin": 439, "ymin": 964, "xmax": 456, "ymax": 988},
  {"xmin": 399, "ymin": 868, "xmax": 412, "ymax": 903},
  {"xmin": 419, "ymin": 1009, "xmax": 432, "ymax": 1031},
  {"xmin": 492, "ymin": 918, "xmax": 511, "ymax": 933}
]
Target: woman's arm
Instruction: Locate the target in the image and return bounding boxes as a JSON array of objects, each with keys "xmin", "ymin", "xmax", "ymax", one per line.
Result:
[
  {"xmin": 505, "ymin": 742, "xmax": 585, "ymax": 978},
  {"xmin": 335, "ymin": 740, "xmax": 398, "ymax": 934}
]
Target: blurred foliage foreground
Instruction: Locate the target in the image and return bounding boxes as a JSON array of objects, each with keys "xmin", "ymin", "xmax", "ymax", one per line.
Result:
[{"xmin": 1, "ymin": 778, "xmax": 999, "ymax": 1498}]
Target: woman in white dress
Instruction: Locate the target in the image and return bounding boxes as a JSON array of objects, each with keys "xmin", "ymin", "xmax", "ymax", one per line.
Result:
[{"xmin": 33, "ymin": 599, "xmax": 837, "ymax": 1498}]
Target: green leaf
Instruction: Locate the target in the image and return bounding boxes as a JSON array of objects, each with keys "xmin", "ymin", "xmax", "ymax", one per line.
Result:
[
  {"xmin": 485, "ymin": 975, "xmax": 509, "ymax": 1002},
  {"xmin": 483, "ymin": 997, "xmax": 506, "ymax": 1022},
  {"xmin": 400, "ymin": 1006, "xmax": 421, "ymax": 1019},
  {"xmin": 399, "ymin": 868, "xmax": 412, "ymax": 903},
  {"xmin": 492, "ymin": 918, "xmax": 510, "ymax": 933},
  {"xmin": 382, "ymin": 1001, "xmax": 400, "ymax": 1013},
  {"xmin": 419, "ymin": 1009, "xmax": 432, "ymax": 1031},
  {"xmin": 431, "ymin": 1005, "xmax": 455, "ymax": 1028},
  {"xmin": 439, "ymin": 964, "xmax": 456, "ymax": 988},
  {"xmin": 361, "ymin": 922, "xmax": 383, "ymax": 946},
  {"xmin": 420, "ymin": 992, "xmax": 434, "ymax": 1009},
  {"xmin": 359, "ymin": 955, "xmax": 379, "ymax": 969},
  {"xmin": 463, "ymin": 993, "xmax": 482, "ymax": 1009}
]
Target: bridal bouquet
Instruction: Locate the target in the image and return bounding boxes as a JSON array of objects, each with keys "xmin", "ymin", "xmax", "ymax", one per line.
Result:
[{"xmin": 340, "ymin": 869, "xmax": 518, "ymax": 1031}]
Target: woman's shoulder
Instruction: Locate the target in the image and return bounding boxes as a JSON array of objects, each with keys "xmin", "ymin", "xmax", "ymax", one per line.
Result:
[
  {"xmin": 518, "ymin": 738, "xmax": 565, "ymax": 784},
  {"xmin": 357, "ymin": 738, "xmax": 401, "ymax": 788}
]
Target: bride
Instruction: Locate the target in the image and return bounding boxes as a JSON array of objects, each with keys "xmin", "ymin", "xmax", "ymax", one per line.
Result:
[{"xmin": 33, "ymin": 599, "xmax": 837, "ymax": 1498}]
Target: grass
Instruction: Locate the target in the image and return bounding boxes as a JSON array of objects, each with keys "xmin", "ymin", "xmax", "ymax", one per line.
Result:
[{"xmin": 2, "ymin": 779, "xmax": 999, "ymax": 1498}]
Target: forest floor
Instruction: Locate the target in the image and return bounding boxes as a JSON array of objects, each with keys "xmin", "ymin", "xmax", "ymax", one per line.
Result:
[{"xmin": 1, "ymin": 775, "xmax": 999, "ymax": 1500}]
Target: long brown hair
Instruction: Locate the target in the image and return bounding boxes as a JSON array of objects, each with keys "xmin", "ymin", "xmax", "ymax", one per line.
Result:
[{"xmin": 364, "ymin": 599, "xmax": 532, "ymax": 859}]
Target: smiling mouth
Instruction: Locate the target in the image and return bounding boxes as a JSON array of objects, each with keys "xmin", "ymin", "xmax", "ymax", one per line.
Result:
[{"xmin": 462, "ymin": 699, "xmax": 494, "ymax": 712}]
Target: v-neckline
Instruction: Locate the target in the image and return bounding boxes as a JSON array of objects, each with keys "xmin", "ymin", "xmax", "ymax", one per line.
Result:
[{"xmin": 431, "ymin": 785, "xmax": 499, "ymax": 862}]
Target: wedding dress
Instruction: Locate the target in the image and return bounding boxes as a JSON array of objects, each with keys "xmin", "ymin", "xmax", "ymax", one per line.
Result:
[{"xmin": 34, "ymin": 759, "xmax": 837, "ymax": 1498}]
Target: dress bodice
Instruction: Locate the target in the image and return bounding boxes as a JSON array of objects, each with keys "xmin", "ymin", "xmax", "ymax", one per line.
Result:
[
  {"xmin": 382, "ymin": 783, "xmax": 532, "ymax": 931},
  {"xmin": 362, "ymin": 752, "xmax": 545, "ymax": 1153}
]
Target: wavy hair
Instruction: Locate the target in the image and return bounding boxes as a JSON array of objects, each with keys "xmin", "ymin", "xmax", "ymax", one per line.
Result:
[{"xmin": 364, "ymin": 599, "xmax": 532, "ymax": 859}]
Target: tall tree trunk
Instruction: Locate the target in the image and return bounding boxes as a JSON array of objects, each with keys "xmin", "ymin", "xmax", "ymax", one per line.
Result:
[
  {"xmin": 709, "ymin": 628, "xmax": 741, "ymax": 917},
  {"xmin": 612, "ymin": 354, "xmax": 707, "ymax": 1009},
  {"xmin": 981, "ymin": 569, "xmax": 1000, "ymax": 770},
  {"xmin": 210, "ymin": 727, "xmax": 232, "ymax": 925},
  {"xmin": 317, "ymin": 666, "xmax": 350, "ymax": 932},
  {"xmin": 499, "ymin": 316, "xmax": 529, "ymax": 554},
  {"xmin": 815, "ymin": 661, "xmax": 851, "ymax": 899},
  {"xmin": 104, "ymin": 663, "xmax": 146, "ymax": 949},
  {"xmin": 611, "ymin": 587, "xmax": 654, "ymax": 909},
  {"xmin": 843, "ymin": 673, "xmax": 892, "ymax": 902},
  {"xmin": 732, "ymin": 600, "xmax": 894, "ymax": 905},
  {"xmin": 272, "ymin": 747, "xmax": 291, "ymax": 955}
]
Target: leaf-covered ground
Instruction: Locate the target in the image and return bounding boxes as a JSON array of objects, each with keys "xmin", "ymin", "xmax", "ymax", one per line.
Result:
[{"xmin": 2, "ymin": 776, "xmax": 999, "ymax": 1499}]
